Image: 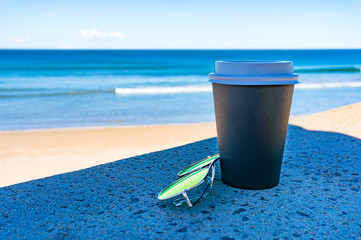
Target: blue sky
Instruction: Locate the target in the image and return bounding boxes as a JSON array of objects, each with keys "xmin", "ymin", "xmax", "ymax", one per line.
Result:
[{"xmin": 1, "ymin": 0, "xmax": 360, "ymax": 49}]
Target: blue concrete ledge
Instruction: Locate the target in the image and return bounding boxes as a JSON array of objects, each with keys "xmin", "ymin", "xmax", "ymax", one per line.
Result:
[{"xmin": 0, "ymin": 125, "xmax": 360, "ymax": 239}]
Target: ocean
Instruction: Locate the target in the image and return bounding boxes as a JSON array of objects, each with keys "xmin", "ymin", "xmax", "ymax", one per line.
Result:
[{"xmin": 0, "ymin": 50, "xmax": 360, "ymax": 131}]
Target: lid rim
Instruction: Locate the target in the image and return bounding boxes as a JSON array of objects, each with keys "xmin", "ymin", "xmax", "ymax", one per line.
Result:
[
  {"xmin": 209, "ymin": 72, "xmax": 299, "ymax": 81},
  {"xmin": 209, "ymin": 79, "xmax": 299, "ymax": 86}
]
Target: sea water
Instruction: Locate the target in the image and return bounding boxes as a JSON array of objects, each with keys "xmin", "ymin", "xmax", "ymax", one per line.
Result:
[{"xmin": 0, "ymin": 50, "xmax": 360, "ymax": 131}]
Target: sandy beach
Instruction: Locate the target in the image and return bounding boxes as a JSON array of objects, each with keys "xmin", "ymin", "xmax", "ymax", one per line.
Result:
[{"xmin": 1, "ymin": 102, "xmax": 360, "ymax": 188}]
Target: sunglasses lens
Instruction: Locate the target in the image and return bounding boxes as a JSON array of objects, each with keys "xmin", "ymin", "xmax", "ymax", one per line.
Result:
[
  {"xmin": 158, "ymin": 167, "xmax": 209, "ymax": 200},
  {"xmin": 178, "ymin": 154, "xmax": 219, "ymax": 177}
]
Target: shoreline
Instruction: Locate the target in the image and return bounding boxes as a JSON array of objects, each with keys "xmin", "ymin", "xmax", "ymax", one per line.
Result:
[
  {"xmin": 0, "ymin": 112, "xmax": 333, "ymax": 133},
  {"xmin": 0, "ymin": 121, "xmax": 217, "ymax": 134},
  {"xmin": 0, "ymin": 108, "xmax": 350, "ymax": 134},
  {"xmin": 1, "ymin": 102, "xmax": 360, "ymax": 188}
]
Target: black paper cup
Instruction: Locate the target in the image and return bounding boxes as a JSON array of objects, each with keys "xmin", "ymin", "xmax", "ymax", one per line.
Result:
[{"xmin": 209, "ymin": 61, "xmax": 299, "ymax": 189}]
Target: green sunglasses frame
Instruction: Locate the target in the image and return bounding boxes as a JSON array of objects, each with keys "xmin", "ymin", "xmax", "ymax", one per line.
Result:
[
  {"xmin": 158, "ymin": 154, "xmax": 220, "ymax": 207},
  {"xmin": 178, "ymin": 154, "xmax": 220, "ymax": 177}
]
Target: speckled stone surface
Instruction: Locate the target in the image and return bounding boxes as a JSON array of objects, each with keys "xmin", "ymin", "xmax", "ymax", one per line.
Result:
[{"xmin": 1, "ymin": 125, "xmax": 360, "ymax": 239}]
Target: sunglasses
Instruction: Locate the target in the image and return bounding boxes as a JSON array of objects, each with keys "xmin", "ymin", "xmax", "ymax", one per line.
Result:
[{"xmin": 158, "ymin": 154, "xmax": 220, "ymax": 207}]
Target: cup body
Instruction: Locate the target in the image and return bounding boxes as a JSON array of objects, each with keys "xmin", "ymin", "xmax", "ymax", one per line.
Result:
[{"xmin": 209, "ymin": 61, "xmax": 298, "ymax": 189}]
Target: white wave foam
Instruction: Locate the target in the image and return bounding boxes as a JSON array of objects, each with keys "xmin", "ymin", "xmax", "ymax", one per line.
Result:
[
  {"xmin": 115, "ymin": 85, "xmax": 212, "ymax": 95},
  {"xmin": 296, "ymin": 81, "xmax": 361, "ymax": 89}
]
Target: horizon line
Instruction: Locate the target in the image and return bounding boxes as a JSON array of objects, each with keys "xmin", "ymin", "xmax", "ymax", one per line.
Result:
[{"xmin": 1, "ymin": 48, "xmax": 361, "ymax": 51}]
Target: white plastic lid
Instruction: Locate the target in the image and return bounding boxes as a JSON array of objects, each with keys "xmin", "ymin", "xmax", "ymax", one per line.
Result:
[{"xmin": 209, "ymin": 60, "xmax": 299, "ymax": 85}]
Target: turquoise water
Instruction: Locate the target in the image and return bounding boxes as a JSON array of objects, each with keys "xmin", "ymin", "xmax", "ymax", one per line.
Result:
[{"xmin": 0, "ymin": 50, "xmax": 360, "ymax": 130}]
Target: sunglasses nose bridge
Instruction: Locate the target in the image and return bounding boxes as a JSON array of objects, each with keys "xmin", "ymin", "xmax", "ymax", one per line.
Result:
[{"xmin": 182, "ymin": 190, "xmax": 193, "ymax": 207}]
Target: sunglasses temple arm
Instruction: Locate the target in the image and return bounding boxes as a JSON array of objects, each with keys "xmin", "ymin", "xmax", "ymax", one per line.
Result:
[
  {"xmin": 182, "ymin": 190, "xmax": 193, "ymax": 207},
  {"xmin": 192, "ymin": 179, "xmax": 211, "ymax": 206},
  {"xmin": 192, "ymin": 163, "xmax": 216, "ymax": 206}
]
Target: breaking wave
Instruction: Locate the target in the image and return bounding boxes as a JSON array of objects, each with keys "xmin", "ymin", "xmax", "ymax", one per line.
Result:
[
  {"xmin": 296, "ymin": 81, "xmax": 361, "ymax": 89},
  {"xmin": 1, "ymin": 82, "xmax": 361, "ymax": 98},
  {"xmin": 115, "ymin": 85, "xmax": 212, "ymax": 95}
]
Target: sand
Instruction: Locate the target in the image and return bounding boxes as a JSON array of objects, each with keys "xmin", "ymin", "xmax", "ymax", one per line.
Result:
[
  {"xmin": 0, "ymin": 123, "xmax": 217, "ymax": 187},
  {"xmin": 0, "ymin": 102, "xmax": 360, "ymax": 188},
  {"xmin": 289, "ymin": 102, "xmax": 361, "ymax": 139}
]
